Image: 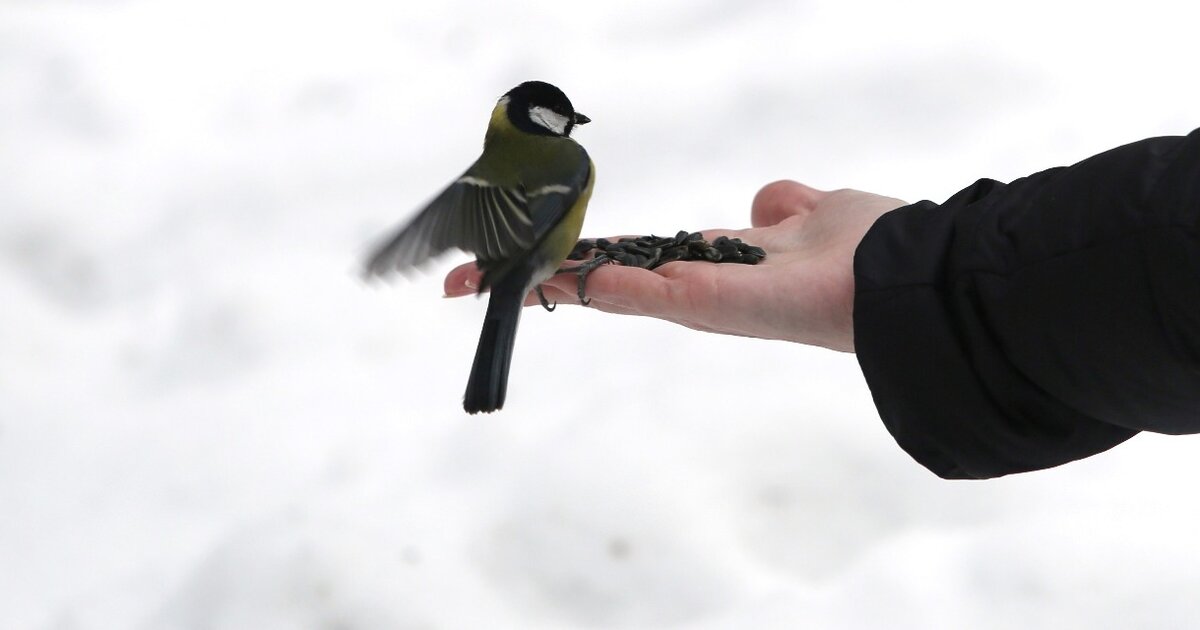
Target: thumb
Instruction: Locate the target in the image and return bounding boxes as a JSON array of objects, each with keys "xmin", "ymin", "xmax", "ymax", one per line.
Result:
[{"xmin": 751, "ymin": 180, "xmax": 828, "ymax": 228}]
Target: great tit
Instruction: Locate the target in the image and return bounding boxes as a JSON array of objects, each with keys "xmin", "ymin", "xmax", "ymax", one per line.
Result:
[{"xmin": 365, "ymin": 81, "xmax": 594, "ymax": 414}]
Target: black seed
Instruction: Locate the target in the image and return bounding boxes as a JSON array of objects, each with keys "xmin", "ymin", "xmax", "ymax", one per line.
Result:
[
  {"xmin": 582, "ymin": 230, "xmax": 764, "ymax": 267},
  {"xmin": 647, "ymin": 235, "xmax": 672, "ymax": 248},
  {"xmin": 569, "ymin": 239, "xmax": 594, "ymax": 258}
]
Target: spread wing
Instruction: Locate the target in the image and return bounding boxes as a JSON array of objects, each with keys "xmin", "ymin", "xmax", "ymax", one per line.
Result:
[
  {"xmin": 364, "ymin": 142, "xmax": 592, "ymax": 285},
  {"xmin": 363, "ymin": 173, "xmax": 537, "ymax": 276}
]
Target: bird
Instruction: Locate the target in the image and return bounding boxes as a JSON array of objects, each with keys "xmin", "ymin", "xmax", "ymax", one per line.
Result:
[{"xmin": 364, "ymin": 81, "xmax": 594, "ymax": 414}]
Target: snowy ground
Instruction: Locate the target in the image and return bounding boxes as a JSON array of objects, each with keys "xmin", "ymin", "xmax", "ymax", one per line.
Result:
[{"xmin": 3, "ymin": 1, "xmax": 1200, "ymax": 628}]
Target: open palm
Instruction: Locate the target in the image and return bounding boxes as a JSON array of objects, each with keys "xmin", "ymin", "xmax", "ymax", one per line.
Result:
[{"xmin": 443, "ymin": 181, "xmax": 906, "ymax": 352}]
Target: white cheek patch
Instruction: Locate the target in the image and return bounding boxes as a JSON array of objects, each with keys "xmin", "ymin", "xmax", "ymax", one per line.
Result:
[{"xmin": 529, "ymin": 105, "xmax": 570, "ymax": 135}]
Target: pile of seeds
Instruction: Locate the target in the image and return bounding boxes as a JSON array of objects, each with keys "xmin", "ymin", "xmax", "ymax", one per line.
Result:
[{"xmin": 567, "ymin": 230, "xmax": 766, "ymax": 271}]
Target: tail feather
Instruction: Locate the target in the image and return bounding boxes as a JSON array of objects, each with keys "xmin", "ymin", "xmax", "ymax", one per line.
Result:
[{"xmin": 463, "ymin": 284, "xmax": 524, "ymax": 414}]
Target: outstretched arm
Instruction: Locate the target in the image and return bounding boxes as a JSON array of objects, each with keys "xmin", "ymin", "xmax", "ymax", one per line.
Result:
[{"xmin": 443, "ymin": 129, "xmax": 1200, "ymax": 479}]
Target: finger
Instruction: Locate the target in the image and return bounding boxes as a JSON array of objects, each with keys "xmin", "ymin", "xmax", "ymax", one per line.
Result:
[
  {"xmin": 538, "ymin": 265, "xmax": 673, "ymax": 315},
  {"xmin": 524, "ymin": 286, "xmax": 644, "ymax": 317},
  {"xmin": 446, "ymin": 258, "xmax": 672, "ymax": 313},
  {"xmin": 540, "ymin": 268, "xmax": 724, "ymax": 333},
  {"xmin": 751, "ymin": 180, "xmax": 828, "ymax": 228},
  {"xmin": 522, "ymin": 283, "xmax": 571, "ymax": 307},
  {"xmin": 444, "ymin": 261, "xmax": 482, "ymax": 297}
]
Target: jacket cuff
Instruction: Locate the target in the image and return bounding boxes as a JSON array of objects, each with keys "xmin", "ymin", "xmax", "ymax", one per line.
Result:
[{"xmin": 852, "ymin": 198, "xmax": 1137, "ymax": 479}]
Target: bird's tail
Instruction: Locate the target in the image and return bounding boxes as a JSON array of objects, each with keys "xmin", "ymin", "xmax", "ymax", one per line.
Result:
[{"xmin": 463, "ymin": 283, "xmax": 524, "ymax": 414}]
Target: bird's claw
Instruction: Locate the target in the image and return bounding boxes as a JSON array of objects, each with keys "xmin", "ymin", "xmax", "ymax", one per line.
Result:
[{"xmin": 535, "ymin": 285, "xmax": 557, "ymax": 312}]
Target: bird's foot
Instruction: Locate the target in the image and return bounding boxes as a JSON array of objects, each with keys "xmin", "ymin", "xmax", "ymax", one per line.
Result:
[{"xmin": 555, "ymin": 254, "xmax": 611, "ymax": 307}]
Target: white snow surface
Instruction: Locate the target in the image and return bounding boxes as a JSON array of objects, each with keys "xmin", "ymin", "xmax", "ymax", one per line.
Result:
[{"xmin": 3, "ymin": 1, "xmax": 1200, "ymax": 628}]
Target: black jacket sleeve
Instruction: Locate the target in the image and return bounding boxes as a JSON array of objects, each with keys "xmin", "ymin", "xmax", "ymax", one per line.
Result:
[{"xmin": 853, "ymin": 129, "xmax": 1200, "ymax": 479}]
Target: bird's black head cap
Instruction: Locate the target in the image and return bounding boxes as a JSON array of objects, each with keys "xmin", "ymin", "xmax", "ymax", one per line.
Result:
[{"xmin": 504, "ymin": 80, "xmax": 590, "ymax": 137}]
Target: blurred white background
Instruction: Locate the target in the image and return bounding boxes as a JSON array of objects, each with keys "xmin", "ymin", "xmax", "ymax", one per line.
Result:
[{"xmin": 3, "ymin": 1, "xmax": 1200, "ymax": 628}]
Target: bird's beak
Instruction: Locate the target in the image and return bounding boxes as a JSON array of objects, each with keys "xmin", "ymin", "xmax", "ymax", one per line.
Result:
[{"xmin": 574, "ymin": 112, "xmax": 591, "ymax": 125}]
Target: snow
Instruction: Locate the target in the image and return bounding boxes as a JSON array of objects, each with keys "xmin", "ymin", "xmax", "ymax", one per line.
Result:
[{"xmin": 3, "ymin": 1, "xmax": 1200, "ymax": 628}]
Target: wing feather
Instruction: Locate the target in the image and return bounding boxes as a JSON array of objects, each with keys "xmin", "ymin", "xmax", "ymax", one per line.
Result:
[
  {"xmin": 492, "ymin": 187, "xmax": 527, "ymax": 250},
  {"xmin": 483, "ymin": 187, "xmax": 501, "ymax": 258},
  {"xmin": 363, "ymin": 173, "xmax": 536, "ymax": 276},
  {"xmin": 364, "ymin": 143, "xmax": 590, "ymax": 282}
]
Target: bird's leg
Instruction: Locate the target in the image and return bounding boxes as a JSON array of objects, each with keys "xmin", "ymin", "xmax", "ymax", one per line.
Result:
[
  {"xmin": 555, "ymin": 253, "xmax": 611, "ymax": 306},
  {"xmin": 535, "ymin": 285, "xmax": 556, "ymax": 312}
]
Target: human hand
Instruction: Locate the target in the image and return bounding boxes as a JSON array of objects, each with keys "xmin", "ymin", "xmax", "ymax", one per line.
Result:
[{"xmin": 443, "ymin": 181, "xmax": 907, "ymax": 352}]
